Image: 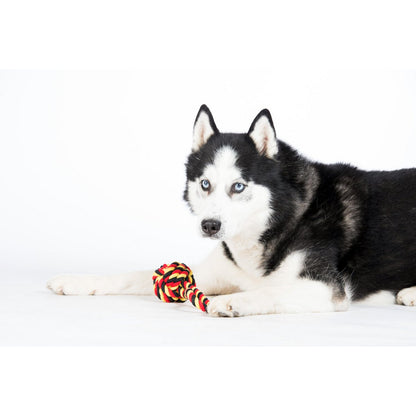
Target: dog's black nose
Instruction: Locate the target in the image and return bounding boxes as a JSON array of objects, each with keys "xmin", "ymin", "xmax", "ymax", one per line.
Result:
[{"xmin": 201, "ymin": 219, "xmax": 221, "ymax": 236}]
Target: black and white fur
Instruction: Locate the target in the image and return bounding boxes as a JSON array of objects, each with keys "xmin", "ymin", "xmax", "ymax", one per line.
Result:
[{"xmin": 47, "ymin": 105, "xmax": 416, "ymax": 317}]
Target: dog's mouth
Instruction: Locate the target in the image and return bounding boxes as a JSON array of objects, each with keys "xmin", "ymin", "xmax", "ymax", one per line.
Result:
[{"xmin": 202, "ymin": 232, "xmax": 223, "ymax": 240}]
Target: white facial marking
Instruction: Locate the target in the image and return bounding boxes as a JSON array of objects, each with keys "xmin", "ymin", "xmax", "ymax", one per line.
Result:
[
  {"xmin": 192, "ymin": 111, "xmax": 215, "ymax": 151},
  {"xmin": 187, "ymin": 146, "xmax": 272, "ymax": 242},
  {"xmin": 202, "ymin": 146, "xmax": 241, "ymax": 190},
  {"xmin": 249, "ymin": 115, "xmax": 278, "ymax": 158}
]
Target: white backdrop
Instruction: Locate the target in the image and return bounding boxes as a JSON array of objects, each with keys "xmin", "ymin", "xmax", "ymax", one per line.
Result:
[
  {"xmin": 1, "ymin": 70, "xmax": 416, "ymax": 276},
  {"xmin": 2, "ymin": 1, "xmax": 416, "ymax": 413}
]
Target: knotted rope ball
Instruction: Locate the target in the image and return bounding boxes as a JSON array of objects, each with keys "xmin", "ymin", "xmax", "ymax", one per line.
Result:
[{"xmin": 152, "ymin": 262, "xmax": 210, "ymax": 313}]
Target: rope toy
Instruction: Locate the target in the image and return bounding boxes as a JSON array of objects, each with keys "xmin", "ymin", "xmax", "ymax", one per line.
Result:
[{"xmin": 152, "ymin": 262, "xmax": 210, "ymax": 313}]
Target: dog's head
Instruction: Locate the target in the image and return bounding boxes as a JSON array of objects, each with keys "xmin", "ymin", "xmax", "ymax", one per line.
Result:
[{"xmin": 184, "ymin": 105, "xmax": 291, "ymax": 242}]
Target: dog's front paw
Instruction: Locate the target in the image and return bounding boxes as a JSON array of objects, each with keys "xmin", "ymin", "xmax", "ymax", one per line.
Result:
[
  {"xmin": 396, "ymin": 287, "xmax": 416, "ymax": 306},
  {"xmin": 47, "ymin": 274, "xmax": 97, "ymax": 295},
  {"xmin": 207, "ymin": 295, "xmax": 241, "ymax": 318}
]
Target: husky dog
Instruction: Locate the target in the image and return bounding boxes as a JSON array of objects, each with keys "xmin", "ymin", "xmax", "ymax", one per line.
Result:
[{"xmin": 47, "ymin": 105, "xmax": 416, "ymax": 317}]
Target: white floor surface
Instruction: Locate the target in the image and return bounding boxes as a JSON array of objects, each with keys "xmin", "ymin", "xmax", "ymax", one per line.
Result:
[{"xmin": 1, "ymin": 271, "xmax": 416, "ymax": 346}]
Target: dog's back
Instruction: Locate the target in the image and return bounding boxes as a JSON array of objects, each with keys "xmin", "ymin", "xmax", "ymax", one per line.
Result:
[{"xmin": 344, "ymin": 168, "xmax": 416, "ymax": 299}]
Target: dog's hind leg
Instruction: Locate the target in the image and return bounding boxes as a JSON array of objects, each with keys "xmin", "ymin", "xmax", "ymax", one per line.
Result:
[{"xmin": 396, "ymin": 287, "xmax": 416, "ymax": 306}]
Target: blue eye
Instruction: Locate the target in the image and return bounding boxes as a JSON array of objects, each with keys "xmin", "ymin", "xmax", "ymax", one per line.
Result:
[
  {"xmin": 231, "ymin": 182, "xmax": 246, "ymax": 193},
  {"xmin": 201, "ymin": 179, "xmax": 211, "ymax": 191}
]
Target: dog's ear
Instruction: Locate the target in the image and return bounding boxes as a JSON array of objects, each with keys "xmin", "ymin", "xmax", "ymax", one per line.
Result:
[
  {"xmin": 192, "ymin": 104, "xmax": 219, "ymax": 151},
  {"xmin": 248, "ymin": 109, "xmax": 278, "ymax": 158}
]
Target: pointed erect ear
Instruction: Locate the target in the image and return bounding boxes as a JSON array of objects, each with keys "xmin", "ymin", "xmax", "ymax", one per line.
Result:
[
  {"xmin": 248, "ymin": 109, "xmax": 278, "ymax": 158},
  {"xmin": 192, "ymin": 104, "xmax": 219, "ymax": 151}
]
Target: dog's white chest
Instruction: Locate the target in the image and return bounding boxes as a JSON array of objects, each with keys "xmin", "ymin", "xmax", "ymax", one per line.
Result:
[{"xmin": 225, "ymin": 238, "xmax": 265, "ymax": 279}]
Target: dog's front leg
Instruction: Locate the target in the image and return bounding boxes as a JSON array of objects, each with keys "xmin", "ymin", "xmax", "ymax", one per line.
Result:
[
  {"xmin": 207, "ymin": 249, "xmax": 349, "ymax": 317},
  {"xmin": 46, "ymin": 244, "xmax": 242, "ymax": 296},
  {"xmin": 207, "ymin": 278, "xmax": 343, "ymax": 317},
  {"xmin": 47, "ymin": 270, "xmax": 155, "ymax": 295}
]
